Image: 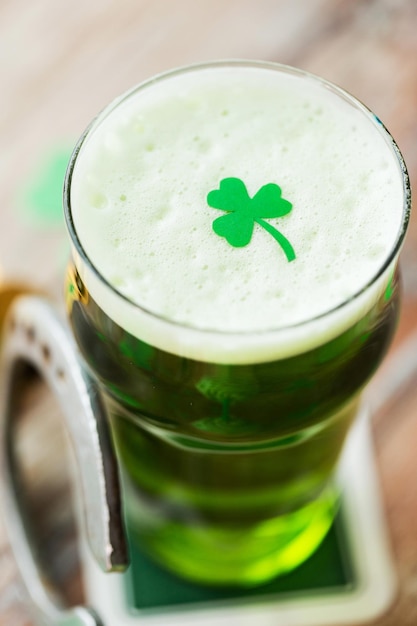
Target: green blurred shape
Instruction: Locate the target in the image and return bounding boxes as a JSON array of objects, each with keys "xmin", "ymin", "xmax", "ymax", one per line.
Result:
[{"xmin": 20, "ymin": 145, "xmax": 73, "ymax": 227}]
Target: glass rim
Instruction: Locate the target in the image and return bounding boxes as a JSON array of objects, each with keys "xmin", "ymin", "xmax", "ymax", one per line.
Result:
[{"xmin": 63, "ymin": 59, "xmax": 412, "ymax": 342}]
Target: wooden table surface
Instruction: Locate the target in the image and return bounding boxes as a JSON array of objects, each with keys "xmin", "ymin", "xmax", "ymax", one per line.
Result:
[{"xmin": 1, "ymin": 1, "xmax": 417, "ymax": 624}]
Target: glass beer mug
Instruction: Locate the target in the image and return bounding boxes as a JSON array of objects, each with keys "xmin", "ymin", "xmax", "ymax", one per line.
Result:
[{"xmin": 0, "ymin": 61, "xmax": 411, "ymax": 625}]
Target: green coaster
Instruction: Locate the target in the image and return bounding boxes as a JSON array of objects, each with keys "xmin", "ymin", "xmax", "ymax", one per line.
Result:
[
  {"xmin": 124, "ymin": 508, "xmax": 355, "ymax": 612},
  {"xmin": 18, "ymin": 145, "xmax": 73, "ymax": 227}
]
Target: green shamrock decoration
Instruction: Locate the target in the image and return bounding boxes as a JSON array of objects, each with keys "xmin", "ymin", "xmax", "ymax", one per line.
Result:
[{"xmin": 207, "ymin": 177, "xmax": 296, "ymax": 262}]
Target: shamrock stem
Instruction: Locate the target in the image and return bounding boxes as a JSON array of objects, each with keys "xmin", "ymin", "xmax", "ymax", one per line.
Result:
[{"xmin": 254, "ymin": 218, "xmax": 296, "ymax": 262}]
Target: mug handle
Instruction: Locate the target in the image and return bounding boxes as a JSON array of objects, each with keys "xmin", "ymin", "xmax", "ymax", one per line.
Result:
[{"xmin": 0, "ymin": 295, "xmax": 129, "ymax": 626}]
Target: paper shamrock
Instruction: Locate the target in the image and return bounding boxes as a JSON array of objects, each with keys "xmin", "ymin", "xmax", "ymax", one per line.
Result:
[{"xmin": 207, "ymin": 177, "xmax": 295, "ymax": 262}]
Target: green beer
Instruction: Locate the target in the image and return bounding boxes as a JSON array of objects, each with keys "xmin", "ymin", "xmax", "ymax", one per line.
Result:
[{"xmin": 64, "ymin": 62, "xmax": 410, "ymax": 586}]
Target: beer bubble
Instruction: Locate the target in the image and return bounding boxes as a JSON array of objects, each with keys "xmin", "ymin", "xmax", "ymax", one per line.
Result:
[
  {"xmin": 132, "ymin": 119, "xmax": 144, "ymax": 133},
  {"xmin": 111, "ymin": 276, "xmax": 126, "ymax": 289},
  {"xmin": 368, "ymin": 244, "xmax": 385, "ymax": 258},
  {"xmin": 89, "ymin": 191, "xmax": 108, "ymax": 209},
  {"xmin": 154, "ymin": 205, "xmax": 170, "ymax": 221}
]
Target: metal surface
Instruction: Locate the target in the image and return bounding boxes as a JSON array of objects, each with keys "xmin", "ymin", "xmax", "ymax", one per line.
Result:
[{"xmin": 0, "ymin": 295, "xmax": 128, "ymax": 625}]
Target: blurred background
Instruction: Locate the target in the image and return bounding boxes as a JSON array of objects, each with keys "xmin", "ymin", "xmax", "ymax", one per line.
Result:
[{"xmin": 1, "ymin": 0, "xmax": 417, "ymax": 624}]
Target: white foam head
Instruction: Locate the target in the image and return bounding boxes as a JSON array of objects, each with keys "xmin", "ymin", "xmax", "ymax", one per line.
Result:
[{"xmin": 67, "ymin": 61, "xmax": 409, "ymax": 364}]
